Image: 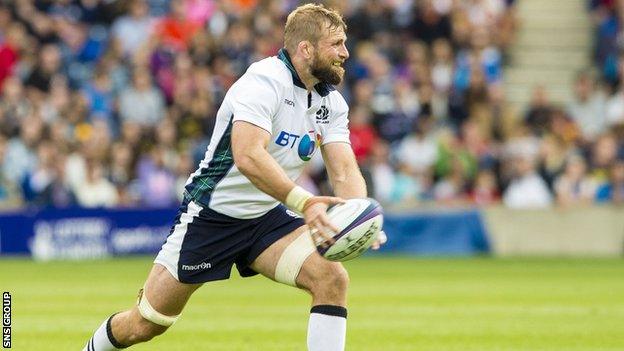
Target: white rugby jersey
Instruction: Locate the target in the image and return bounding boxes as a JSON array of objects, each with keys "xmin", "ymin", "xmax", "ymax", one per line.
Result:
[{"xmin": 183, "ymin": 49, "xmax": 351, "ymax": 219}]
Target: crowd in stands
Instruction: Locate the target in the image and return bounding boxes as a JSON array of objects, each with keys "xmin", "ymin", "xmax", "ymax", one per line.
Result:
[{"xmin": 0, "ymin": 0, "xmax": 622, "ymax": 211}]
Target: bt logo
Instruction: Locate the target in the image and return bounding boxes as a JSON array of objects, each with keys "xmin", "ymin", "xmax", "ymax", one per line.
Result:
[
  {"xmin": 275, "ymin": 130, "xmax": 322, "ymax": 161},
  {"xmin": 275, "ymin": 131, "xmax": 300, "ymax": 148}
]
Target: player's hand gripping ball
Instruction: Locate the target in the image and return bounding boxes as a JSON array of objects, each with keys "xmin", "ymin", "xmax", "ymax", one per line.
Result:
[{"xmin": 316, "ymin": 198, "xmax": 384, "ymax": 262}]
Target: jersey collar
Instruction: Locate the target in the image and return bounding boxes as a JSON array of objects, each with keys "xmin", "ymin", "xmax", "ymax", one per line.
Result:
[{"xmin": 277, "ymin": 48, "xmax": 335, "ymax": 97}]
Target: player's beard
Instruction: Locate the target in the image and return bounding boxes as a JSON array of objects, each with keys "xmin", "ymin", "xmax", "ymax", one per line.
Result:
[{"xmin": 310, "ymin": 51, "xmax": 344, "ymax": 85}]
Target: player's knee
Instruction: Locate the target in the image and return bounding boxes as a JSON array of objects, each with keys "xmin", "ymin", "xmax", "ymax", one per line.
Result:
[
  {"xmin": 129, "ymin": 285, "xmax": 180, "ymax": 344},
  {"xmin": 330, "ymin": 265, "xmax": 350, "ymax": 293},
  {"xmin": 309, "ymin": 263, "xmax": 349, "ymax": 298}
]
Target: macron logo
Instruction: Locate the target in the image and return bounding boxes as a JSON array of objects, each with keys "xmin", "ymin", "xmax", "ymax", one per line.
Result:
[
  {"xmin": 286, "ymin": 209, "xmax": 301, "ymax": 218},
  {"xmin": 181, "ymin": 262, "xmax": 212, "ymax": 271}
]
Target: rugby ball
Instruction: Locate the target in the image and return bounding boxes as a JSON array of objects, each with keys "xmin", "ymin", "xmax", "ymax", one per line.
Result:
[{"xmin": 317, "ymin": 198, "xmax": 383, "ymax": 262}]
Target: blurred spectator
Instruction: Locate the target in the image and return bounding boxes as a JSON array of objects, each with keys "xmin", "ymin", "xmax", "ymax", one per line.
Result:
[
  {"xmin": 396, "ymin": 116, "xmax": 438, "ymax": 176},
  {"xmin": 595, "ymin": 158, "xmax": 624, "ymax": 204},
  {"xmin": 153, "ymin": 0, "xmax": 202, "ymax": 51},
  {"xmin": 463, "ymin": 0, "xmax": 508, "ymax": 28},
  {"xmin": 65, "ymin": 119, "xmax": 112, "ymax": 191},
  {"xmin": 111, "ymin": 0, "xmax": 154, "ymax": 57},
  {"xmin": 433, "ymin": 156, "xmax": 469, "ymax": 204},
  {"xmin": 81, "ymin": 65, "xmax": 116, "ymax": 133},
  {"xmin": 605, "ymin": 66, "xmax": 624, "ymax": 127},
  {"xmin": 449, "ymin": 65, "xmax": 490, "ymax": 129},
  {"xmin": 461, "ymin": 119, "xmax": 495, "ymax": 169},
  {"xmin": 567, "ymin": 70, "xmax": 607, "ymax": 141},
  {"xmin": 470, "ymin": 168, "xmax": 500, "ymax": 206},
  {"xmin": 0, "ymin": 76, "xmax": 30, "ymax": 136},
  {"xmin": 136, "ymin": 145, "xmax": 177, "ymax": 207},
  {"xmin": 25, "ymin": 44, "xmax": 62, "ymax": 95},
  {"xmin": 549, "ymin": 108, "xmax": 581, "ymax": 146},
  {"xmin": 0, "ymin": 135, "xmax": 22, "ymax": 208},
  {"xmin": 487, "ymin": 84, "xmax": 520, "ymax": 142},
  {"xmin": 119, "ymin": 121, "xmax": 143, "ymax": 149},
  {"xmin": 430, "ymin": 39, "xmax": 454, "ymax": 95},
  {"xmin": 410, "ymin": 0, "xmax": 452, "ymax": 45},
  {"xmin": 154, "ymin": 118, "xmax": 180, "ymax": 169},
  {"xmin": 185, "ymin": 0, "xmax": 215, "ymax": 27},
  {"xmin": 391, "ymin": 165, "xmax": 423, "ymax": 205},
  {"xmin": 0, "ymin": 21, "xmax": 27, "ymax": 92},
  {"xmin": 366, "ymin": 51, "xmax": 395, "ymax": 118},
  {"xmin": 588, "ymin": 132, "xmax": 619, "ymax": 183},
  {"xmin": 553, "ymin": 154, "xmax": 598, "ymax": 206},
  {"xmin": 109, "ymin": 142, "xmax": 138, "ymax": 205},
  {"xmin": 46, "ymin": 154, "xmax": 76, "ymax": 208},
  {"xmin": 22, "ymin": 140, "xmax": 58, "ymax": 204},
  {"xmin": 454, "ymin": 25, "xmax": 502, "ymax": 92},
  {"xmin": 538, "ymin": 135, "xmax": 569, "ymax": 190},
  {"xmin": 221, "ymin": 22, "xmax": 254, "ymax": 76},
  {"xmin": 42, "ymin": 75, "xmax": 71, "ymax": 123},
  {"xmin": 503, "ymin": 154, "xmax": 553, "ymax": 209},
  {"xmin": 348, "ymin": 0, "xmax": 394, "ymax": 42},
  {"xmin": 118, "ymin": 67, "xmax": 165, "ymax": 126},
  {"xmin": 73, "ymin": 160, "xmax": 118, "ymax": 208},
  {"xmin": 435, "ymin": 127, "xmax": 477, "ymax": 182},
  {"xmin": 349, "ymin": 105, "xmax": 378, "ymax": 164},
  {"xmin": 374, "ymin": 79, "xmax": 421, "ymax": 143},
  {"xmin": 3, "ymin": 114, "xmax": 43, "ymax": 184},
  {"xmin": 524, "ymin": 85, "xmax": 552, "ymax": 136},
  {"xmin": 590, "ymin": 0, "xmax": 620, "ymax": 82},
  {"xmin": 366, "ymin": 141, "xmax": 395, "ymax": 204},
  {"xmin": 174, "ymin": 151, "xmax": 193, "ymax": 202},
  {"xmin": 23, "ymin": 141, "xmax": 75, "ymax": 207},
  {"xmin": 366, "ymin": 139, "xmax": 428, "ymax": 206}
]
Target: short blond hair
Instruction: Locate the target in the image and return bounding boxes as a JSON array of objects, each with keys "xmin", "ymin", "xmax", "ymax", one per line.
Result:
[{"xmin": 284, "ymin": 3, "xmax": 347, "ymax": 53}]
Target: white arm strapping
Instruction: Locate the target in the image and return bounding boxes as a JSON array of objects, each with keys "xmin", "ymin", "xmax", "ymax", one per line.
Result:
[{"xmin": 285, "ymin": 186, "xmax": 313, "ymax": 214}]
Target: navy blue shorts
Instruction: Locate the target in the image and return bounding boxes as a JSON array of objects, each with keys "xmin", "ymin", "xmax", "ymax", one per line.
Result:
[{"xmin": 154, "ymin": 199, "xmax": 305, "ymax": 284}]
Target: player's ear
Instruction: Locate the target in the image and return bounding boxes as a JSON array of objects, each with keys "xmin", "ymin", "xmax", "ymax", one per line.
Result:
[{"xmin": 299, "ymin": 41, "xmax": 313, "ymax": 59}]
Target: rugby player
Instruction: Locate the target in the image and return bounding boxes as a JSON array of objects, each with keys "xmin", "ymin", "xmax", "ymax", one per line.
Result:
[{"xmin": 82, "ymin": 4, "xmax": 386, "ymax": 350}]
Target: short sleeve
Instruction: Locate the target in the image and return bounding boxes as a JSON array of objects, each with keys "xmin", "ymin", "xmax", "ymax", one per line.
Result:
[
  {"xmin": 229, "ymin": 72, "xmax": 282, "ymax": 134},
  {"xmin": 322, "ymin": 95, "xmax": 351, "ymax": 145}
]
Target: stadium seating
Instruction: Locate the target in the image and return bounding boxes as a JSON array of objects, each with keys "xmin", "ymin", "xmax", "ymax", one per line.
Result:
[{"xmin": 0, "ymin": 0, "xmax": 622, "ymax": 212}]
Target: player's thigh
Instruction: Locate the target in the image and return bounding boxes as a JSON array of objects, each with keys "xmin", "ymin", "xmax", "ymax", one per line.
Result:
[
  {"xmin": 142, "ymin": 263, "xmax": 202, "ymax": 315},
  {"xmin": 249, "ymin": 224, "xmax": 309, "ymax": 280},
  {"xmin": 250, "ymin": 225, "xmax": 346, "ymax": 291}
]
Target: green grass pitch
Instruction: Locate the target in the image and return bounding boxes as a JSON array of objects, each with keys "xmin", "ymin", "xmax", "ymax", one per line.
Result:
[{"xmin": 1, "ymin": 257, "xmax": 623, "ymax": 350}]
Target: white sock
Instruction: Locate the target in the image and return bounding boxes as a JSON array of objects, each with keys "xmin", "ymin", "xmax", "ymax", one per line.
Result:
[
  {"xmin": 307, "ymin": 305, "xmax": 347, "ymax": 351},
  {"xmin": 82, "ymin": 315, "xmax": 126, "ymax": 351}
]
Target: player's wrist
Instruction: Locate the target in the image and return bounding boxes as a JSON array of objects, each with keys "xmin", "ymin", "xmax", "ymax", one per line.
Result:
[
  {"xmin": 285, "ymin": 186, "xmax": 313, "ymax": 214},
  {"xmin": 301, "ymin": 197, "xmax": 326, "ymax": 213}
]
